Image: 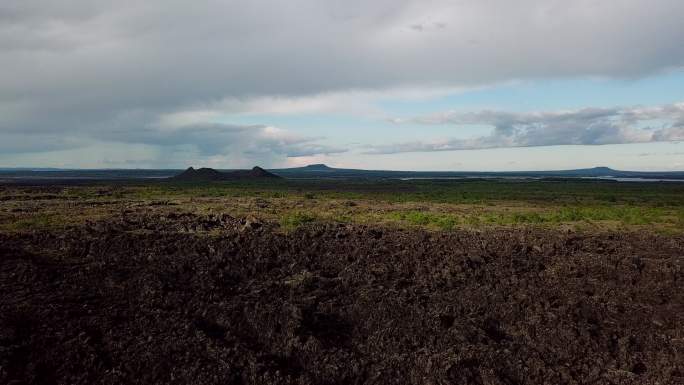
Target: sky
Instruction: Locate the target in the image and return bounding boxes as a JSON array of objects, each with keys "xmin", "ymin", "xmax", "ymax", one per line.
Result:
[{"xmin": 1, "ymin": 0, "xmax": 683, "ymax": 171}]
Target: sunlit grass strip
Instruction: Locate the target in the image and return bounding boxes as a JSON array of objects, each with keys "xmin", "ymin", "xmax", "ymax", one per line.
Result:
[{"xmin": 383, "ymin": 205, "xmax": 677, "ymax": 229}]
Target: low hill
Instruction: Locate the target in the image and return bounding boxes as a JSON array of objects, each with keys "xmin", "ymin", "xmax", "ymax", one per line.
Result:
[
  {"xmin": 1, "ymin": 165, "xmax": 683, "ymax": 182},
  {"xmin": 269, "ymin": 164, "xmax": 684, "ymax": 180},
  {"xmin": 171, "ymin": 166, "xmax": 280, "ymax": 181}
]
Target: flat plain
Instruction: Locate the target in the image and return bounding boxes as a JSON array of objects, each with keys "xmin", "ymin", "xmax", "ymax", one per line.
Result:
[
  {"xmin": 1, "ymin": 179, "xmax": 683, "ymax": 384},
  {"xmin": 2, "ymin": 179, "xmax": 684, "ymax": 234}
]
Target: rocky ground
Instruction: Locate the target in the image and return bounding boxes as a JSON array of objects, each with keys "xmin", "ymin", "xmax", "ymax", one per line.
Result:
[{"xmin": 1, "ymin": 212, "xmax": 683, "ymax": 384}]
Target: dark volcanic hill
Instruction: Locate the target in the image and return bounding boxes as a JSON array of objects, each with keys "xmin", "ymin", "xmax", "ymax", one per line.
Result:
[
  {"xmin": 172, "ymin": 167, "xmax": 225, "ymax": 181},
  {"xmin": 234, "ymin": 166, "xmax": 280, "ymax": 178},
  {"xmin": 171, "ymin": 166, "xmax": 280, "ymax": 181}
]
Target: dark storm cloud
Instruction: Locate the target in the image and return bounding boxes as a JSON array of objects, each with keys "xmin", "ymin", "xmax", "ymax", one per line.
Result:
[
  {"xmin": 1, "ymin": 1, "xmax": 684, "ymax": 164},
  {"xmin": 369, "ymin": 103, "xmax": 684, "ymax": 154}
]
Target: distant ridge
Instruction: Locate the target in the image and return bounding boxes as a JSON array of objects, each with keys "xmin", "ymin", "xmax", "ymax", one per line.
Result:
[
  {"xmin": 171, "ymin": 166, "xmax": 280, "ymax": 181},
  {"xmin": 301, "ymin": 164, "xmax": 334, "ymax": 171},
  {"xmin": 1, "ymin": 165, "xmax": 683, "ymax": 182},
  {"xmin": 269, "ymin": 164, "xmax": 684, "ymax": 180}
]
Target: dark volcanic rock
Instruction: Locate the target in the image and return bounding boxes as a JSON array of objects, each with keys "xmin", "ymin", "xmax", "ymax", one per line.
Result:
[
  {"xmin": 1, "ymin": 216, "xmax": 682, "ymax": 385},
  {"xmin": 171, "ymin": 166, "xmax": 281, "ymax": 181}
]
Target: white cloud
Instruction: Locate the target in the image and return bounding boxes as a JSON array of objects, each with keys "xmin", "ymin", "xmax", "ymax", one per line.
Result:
[
  {"xmin": 3, "ymin": 0, "xmax": 684, "ymax": 120},
  {"xmin": 154, "ymin": 85, "xmax": 478, "ymax": 123},
  {"xmin": 368, "ymin": 102, "xmax": 684, "ymax": 154},
  {"xmin": 1, "ymin": 1, "xmax": 684, "ymax": 166}
]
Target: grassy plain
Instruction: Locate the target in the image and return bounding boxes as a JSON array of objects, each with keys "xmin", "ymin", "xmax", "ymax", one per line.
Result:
[{"xmin": 1, "ymin": 179, "xmax": 684, "ymax": 234}]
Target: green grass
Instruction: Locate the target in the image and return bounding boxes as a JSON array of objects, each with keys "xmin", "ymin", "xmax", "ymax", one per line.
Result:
[
  {"xmin": 90, "ymin": 179, "xmax": 683, "ymax": 208},
  {"xmin": 238, "ymin": 180, "xmax": 675, "ymax": 205},
  {"xmin": 473, "ymin": 206, "xmax": 667, "ymax": 225},
  {"xmin": 2, "ymin": 179, "xmax": 683, "ymax": 234},
  {"xmin": 2, "ymin": 213, "xmax": 72, "ymax": 232},
  {"xmin": 279, "ymin": 211, "xmax": 317, "ymax": 231},
  {"xmin": 677, "ymin": 208, "xmax": 684, "ymax": 227},
  {"xmin": 383, "ymin": 205, "xmax": 676, "ymax": 230},
  {"xmin": 388, "ymin": 211, "xmax": 459, "ymax": 230}
]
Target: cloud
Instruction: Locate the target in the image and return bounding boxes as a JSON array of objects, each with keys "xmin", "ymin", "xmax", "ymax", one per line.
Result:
[
  {"xmin": 637, "ymin": 151, "xmax": 684, "ymax": 157},
  {"xmin": 1, "ymin": 1, "xmax": 684, "ymax": 166},
  {"xmin": 367, "ymin": 102, "xmax": 684, "ymax": 154},
  {"xmin": 2, "ymin": 116, "xmax": 346, "ymax": 167},
  {"xmin": 0, "ymin": 133, "xmax": 87, "ymax": 154},
  {"xmin": 122, "ymin": 122, "xmax": 347, "ymax": 159},
  {"xmin": 2, "ymin": 0, "xmax": 684, "ymax": 112},
  {"xmin": 154, "ymin": 85, "xmax": 476, "ymax": 122}
]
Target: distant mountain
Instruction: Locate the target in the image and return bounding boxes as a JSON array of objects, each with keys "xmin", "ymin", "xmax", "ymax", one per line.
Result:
[
  {"xmin": 532, "ymin": 166, "xmax": 620, "ymax": 176},
  {"xmin": 171, "ymin": 167, "xmax": 225, "ymax": 181},
  {"xmin": 243, "ymin": 166, "xmax": 280, "ymax": 178},
  {"xmin": 1, "ymin": 164, "xmax": 682, "ymax": 182},
  {"xmin": 171, "ymin": 166, "xmax": 280, "ymax": 181},
  {"xmin": 269, "ymin": 164, "xmax": 684, "ymax": 180},
  {"xmin": 300, "ymin": 164, "xmax": 335, "ymax": 171}
]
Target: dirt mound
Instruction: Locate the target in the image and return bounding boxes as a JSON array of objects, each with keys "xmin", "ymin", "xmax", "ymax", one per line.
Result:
[
  {"xmin": 1, "ymin": 215, "xmax": 682, "ymax": 384},
  {"xmin": 172, "ymin": 166, "xmax": 281, "ymax": 181}
]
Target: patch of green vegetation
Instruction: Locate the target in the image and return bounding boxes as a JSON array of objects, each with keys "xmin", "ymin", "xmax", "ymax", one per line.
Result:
[
  {"xmin": 383, "ymin": 204, "xmax": 675, "ymax": 231},
  {"xmin": 505, "ymin": 206, "xmax": 666, "ymax": 225},
  {"xmin": 677, "ymin": 208, "xmax": 684, "ymax": 227},
  {"xmin": 2, "ymin": 213, "xmax": 71, "ymax": 232},
  {"xmin": 113, "ymin": 179, "xmax": 684, "ymax": 209},
  {"xmin": 279, "ymin": 211, "xmax": 316, "ymax": 231},
  {"xmin": 332, "ymin": 213, "xmax": 353, "ymax": 223},
  {"xmin": 389, "ymin": 211, "xmax": 459, "ymax": 230},
  {"xmin": 265, "ymin": 191, "xmax": 287, "ymax": 199},
  {"xmin": 2, "ymin": 179, "xmax": 683, "ymax": 235}
]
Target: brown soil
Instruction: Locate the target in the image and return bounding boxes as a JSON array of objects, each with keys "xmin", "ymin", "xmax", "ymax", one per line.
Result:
[{"xmin": 1, "ymin": 213, "xmax": 682, "ymax": 384}]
